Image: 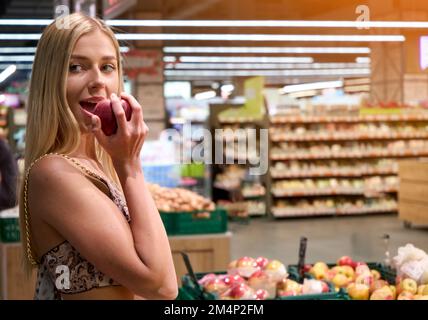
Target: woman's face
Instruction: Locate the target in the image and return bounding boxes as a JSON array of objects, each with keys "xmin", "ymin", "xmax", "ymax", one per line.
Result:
[{"xmin": 67, "ymin": 29, "xmax": 119, "ymax": 132}]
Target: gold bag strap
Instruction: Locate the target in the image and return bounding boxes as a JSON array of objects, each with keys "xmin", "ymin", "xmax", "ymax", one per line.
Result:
[{"xmin": 23, "ymin": 153, "xmax": 108, "ymax": 266}]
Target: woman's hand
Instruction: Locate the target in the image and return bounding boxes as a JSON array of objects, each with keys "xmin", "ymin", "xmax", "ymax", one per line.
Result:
[{"xmin": 91, "ymin": 92, "xmax": 149, "ymax": 168}]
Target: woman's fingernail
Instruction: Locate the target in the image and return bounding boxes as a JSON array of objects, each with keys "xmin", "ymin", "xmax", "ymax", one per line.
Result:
[{"xmin": 111, "ymin": 93, "xmax": 117, "ymax": 99}]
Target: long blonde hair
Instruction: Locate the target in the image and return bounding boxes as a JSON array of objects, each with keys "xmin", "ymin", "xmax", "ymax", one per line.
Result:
[{"xmin": 19, "ymin": 13, "xmax": 124, "ymax": 274}]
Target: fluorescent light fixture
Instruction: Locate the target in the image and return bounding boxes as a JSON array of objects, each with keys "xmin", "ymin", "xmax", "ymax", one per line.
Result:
[
  {"xmin": 165, "ymin": 69, "xmax": 370, "ymax": 77},
  {"xmin": 0, "ymin": 55, "xmax": 34, "ymax": 62},
  {"xmin": 0, "ymin": 33, "xmax": 405, "ymax": 42},
  {"xmin": 0, "ymin": 19, "xmax": 428, "ymax": 29},
  {"xmin": 221, "ymin": 84, "xmax": 235, "ymax": 92},
  {"xmin": 0, "ymin": 47, "xmax": 37, "ymax": 53},
  {"xmin": 106, "ymin": 20, "xmax": 428, "ymax": 29},
  {"xmin": 164, "ymin": 46, "xmax": 371, "ymax": 54},
  {"xmin": 0, "ymin": 34, "xmax": 41, "ymax": 40},
  {"xmin": 194, "ymin": 90, "xmax": 216, "ymax": 100},
  {"xmin": 166, "ymin": 63, "xmax": 369, "ymax": 70},
  {"xmin": 356, "ymin": 57, "xmax": 371, "ymax": 63},
  {"xmin": 282, "ymin": 80, "xmax": 343, "ymax": 93},
  {"xmin": 0, "ymin": 65, "xmax": 17, "ymax": 83},
  {"xmin": 165, "ymin": 56, "xmax": 313, "ymax": 63},
  {"xmin": 0, "ymin": 19, "xmax": 53, "ymax": 25},
  {"xmin": 116, "ymin": 33, "xmax": 405, "ymax": 42},
  {"xmin": 0, "ymin": 63, "xmax": 32, "ymax": 70}
]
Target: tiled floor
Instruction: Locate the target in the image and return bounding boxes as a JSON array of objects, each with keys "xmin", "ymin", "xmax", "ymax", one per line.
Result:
[{"xmin": 229, "ymin": 214, "xmax": 428, "ymax": 266}]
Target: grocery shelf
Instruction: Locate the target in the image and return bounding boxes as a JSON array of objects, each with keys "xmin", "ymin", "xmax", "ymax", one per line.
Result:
[
  {"xmin": 270, "ymin": 150, "xmax": 428, "ymax": 161},
  {"xmin": 271, "ymin": 188, "xmax": 397, "ymax": 198},
  {"xmin": 270, "ymin": 169, "xmax": 397, "ymax": 179},
  {"xmin": 270, "ymin": 132, "xmax": 428, "ymax": 142},
  {"xmin": 270, "ymin": 114, "xmax": 428, "ymax": 124},
  {"xmin": 272, "ymin": 206, "xmax": 397, "ymax": 218}
]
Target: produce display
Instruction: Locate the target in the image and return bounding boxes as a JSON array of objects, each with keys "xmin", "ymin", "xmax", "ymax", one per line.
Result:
[
  {"xmin": 300, "ymin": 245, "xmax": 428, "ymax": 300},
  {"xmin": 197, "ymin": 256, "xmax": 332, "ymax": 300},
  {"xmin": 147, "ymin": 183, "xmax": 215, "ymax": 212}
]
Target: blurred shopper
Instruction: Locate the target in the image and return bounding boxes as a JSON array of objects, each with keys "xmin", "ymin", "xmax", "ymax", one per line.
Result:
[
  {"xmin": 0, "ymin": 137, "xmax": 18, "ymax": 211},
  {"xmin": 19, "ymin": 13, "xmax": 177, "ymax": 300}
]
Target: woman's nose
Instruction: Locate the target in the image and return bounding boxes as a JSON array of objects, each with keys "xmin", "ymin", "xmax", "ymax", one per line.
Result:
[{"xmin": 88, "ymin": 69, "xmax": 106, "ymax": 90}]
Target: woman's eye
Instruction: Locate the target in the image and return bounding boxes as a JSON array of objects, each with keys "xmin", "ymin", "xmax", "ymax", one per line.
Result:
[
  {"xmin": 102, "ymin": 64, "xmax": 116, "ymax": 72},
  {"xmin": 69, "ymin": 64, "xmax": 82, "ymax": 73}
]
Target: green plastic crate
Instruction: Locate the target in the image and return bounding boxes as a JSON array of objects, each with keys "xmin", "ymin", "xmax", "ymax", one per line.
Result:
[
  {"xmin": 0, "ymin": 207, "xmax": 20, "ymax": 243},
  {"xmin": 180, "ymin": 270, "xmax": 346, "ymax": 300},
  {"xmin": 160, "ymin": 208, "xmax": 228, "ymax": 236}
]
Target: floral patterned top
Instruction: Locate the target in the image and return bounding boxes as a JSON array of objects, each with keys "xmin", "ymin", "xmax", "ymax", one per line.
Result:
[{"xmin": 33, "ymin": 167, "xmax": 130, "ymax": 300}]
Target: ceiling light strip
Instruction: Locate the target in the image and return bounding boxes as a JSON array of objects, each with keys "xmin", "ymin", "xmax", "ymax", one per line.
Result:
[
  {"xmin": 163, "ymin": 46, "xmax": 371, "ymax": 54},
  {"xmin": 164, "ymin": 68, "xmax": 371, "ymax": 77},
  {"xmin": 1, "ymin": 19, "xmax": 428, "ymax": 29},
  {"xmin": 0, "ymin": 33, "xmax": 404, "ymax": 42}
]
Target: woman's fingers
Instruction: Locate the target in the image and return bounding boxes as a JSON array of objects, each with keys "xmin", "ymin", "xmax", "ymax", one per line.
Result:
[
  {"xmin": 91, "ymin": 115, "xmax": 108, "ymax": 145},
  {"xmin": 120, "ymin": 92, "xmax": 143, "ymax": 124},
  {"xmin": 111, "ymin": 93, "xmax": 127, "ymax": 131}
]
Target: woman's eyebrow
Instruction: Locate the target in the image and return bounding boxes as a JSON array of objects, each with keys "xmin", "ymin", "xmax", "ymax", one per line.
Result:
[{"xmin": 70, "ymin": 54, "xmax": 117, "ymax": 60}]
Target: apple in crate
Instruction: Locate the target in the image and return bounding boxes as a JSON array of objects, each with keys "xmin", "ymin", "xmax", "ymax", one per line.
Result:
[
  {"xmin": 370, "ymin": 269, "xmax": 381, "ymax": 281},
  {"xmin": 247, "ymin": 270, "xmax": 277, "ymax": 299},
  {"xmin": 227, "ymin": 283, "xmax": 255, "ymax": 300},
  {"xmin": 220, "ymin": 274, "xmax": 245, "ymax": 287},
  {"xmin": 355, "ymin": 264, "xmax": 371, "ymax": 277},
  {"xmin": 355, "ymin": 273, "xmax": 374, "ymax": 287},
  {"xmin": 397, "ymin": 278, "xmax": 418, "ymax": 295},
  {"xmin": 369, "ymin": 279, "xmax": 389, "ymax": 294},
  {"xmin": 347, "ymin": 283, "xmax": 369, "ymax": 300},
  {"xmin": 264, "ymin": 260, "xmax": 288, "ymax": 282},
  {"xmin": 331, "ymin": 273, "xmax": 351, "ymax": 288},
  {"xmin": 204, "ymin": 277, "xmax": 229, "ymax": 295},
  {"xmin": 231, "ymin": 257, "xmax": 260, "ymax": 278},
  {"xmin": 277, "ymin": 279, "xmax": 303, "ymax": 297},
  {"xmin": 337, "ymin": 256, "xmax": 355, "ymax": 268},
  {"xmin": 370, "ymin": 286, "xmax": 394, "ymax": 300},
  {"xmin": 255, "ymin": 256, "xmax": 270, "ymax": 269},
  {"xmin": 309, "ymin": 262, "xmax": 329, "ymax": 280},
  {"xmin": 418, "ymin": 284, "xmax": 428, "ymax": 295}
]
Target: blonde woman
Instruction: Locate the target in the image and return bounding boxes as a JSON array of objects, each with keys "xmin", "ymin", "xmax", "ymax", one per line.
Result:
[{"xmin": 19, "ymin": 13, "xmax": 177, "ymax": 300}]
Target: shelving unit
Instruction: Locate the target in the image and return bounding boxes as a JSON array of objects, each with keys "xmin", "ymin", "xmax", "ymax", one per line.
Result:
[
  {"xmin": 268, "ymin": 109, "xmax": 428, "ymax": 218},
  {"xmin": 209, "ymin": 102, "xmax": 269, "ymax": 218}
]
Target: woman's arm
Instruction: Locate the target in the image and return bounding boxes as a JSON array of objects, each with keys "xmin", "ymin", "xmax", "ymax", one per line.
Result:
[
  {"xmin": 90, "ymin": 92, "xmax": 178, "ymax": 299},
  {"xmin": 114, "ymin": 161, "xmax": 177, "ymax": 299}
]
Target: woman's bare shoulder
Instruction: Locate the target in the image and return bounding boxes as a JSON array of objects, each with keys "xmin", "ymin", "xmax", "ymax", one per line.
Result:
[{"xmin": 28, "ymin": 154, "xmax": 87, "ymax": 192}]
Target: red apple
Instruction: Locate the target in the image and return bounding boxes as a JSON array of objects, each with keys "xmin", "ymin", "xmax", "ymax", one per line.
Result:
[
  {"xmin": 255, "ymin": 256, "xmax": 269, "ymax": 269},
  {"xmin": 204, "ymin": 277, "xmax": 229, "ymax": 294},
  {"xmin": 228, "ymin": 283, "xmax": 255, "ymax": 300},
  {"xmin": 337, "ymin": 256, "xmax": 354, "ymax": 267},
  {"xmin": 302, "ymin": 264, "xmax": 313, "ymax": 273},
  {"xmin": 91, "ymin": 99, "xmax": 132, "ymax": 136},
  {"xmin": 221, "ymin": 274, "xmax": 245, "ymax": 287}
]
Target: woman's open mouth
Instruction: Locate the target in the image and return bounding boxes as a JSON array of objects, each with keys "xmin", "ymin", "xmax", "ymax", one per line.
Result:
[{"xmin": 79, "ymin": 101, "xmax": 98, "ymax": 114}]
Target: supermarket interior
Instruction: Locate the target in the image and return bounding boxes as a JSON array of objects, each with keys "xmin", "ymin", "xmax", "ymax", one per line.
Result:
[{"xmin": 1, "ymin": 0, "xmax": 428, "ymax": 300}]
